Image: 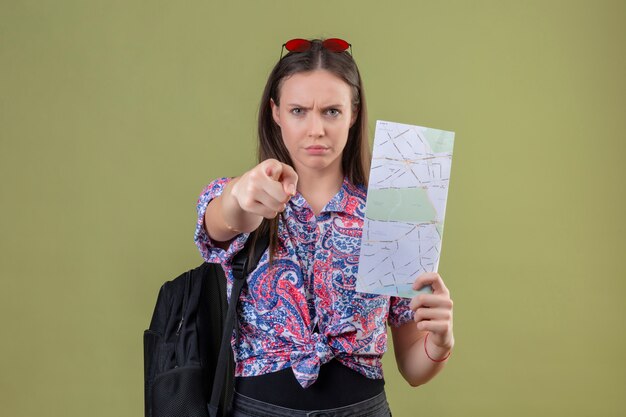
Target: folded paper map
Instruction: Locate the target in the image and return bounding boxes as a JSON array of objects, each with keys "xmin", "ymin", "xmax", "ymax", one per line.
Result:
[{"xmin": 356, "ymin": 120, "xmax": 455, "ymax": 298}]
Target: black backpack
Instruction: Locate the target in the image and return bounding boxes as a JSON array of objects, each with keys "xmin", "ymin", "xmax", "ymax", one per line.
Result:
[{"xmin": 144, "ymin": 233, "xmax": 269, "ymax": 417}]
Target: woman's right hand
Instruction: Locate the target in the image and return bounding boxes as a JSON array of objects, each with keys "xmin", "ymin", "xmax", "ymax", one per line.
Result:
[
  {"xmin": 205, "ymin": 159, "xmax": 298, "ymax": 243},
  {"xmin": 229, "ymin": 159, "xmax": 298, "ymax": 220}
]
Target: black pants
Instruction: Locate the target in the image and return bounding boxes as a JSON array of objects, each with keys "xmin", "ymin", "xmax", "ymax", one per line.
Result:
[{"xmin": 230, "ymin": 390, "xmax": 392, "ymax": 417}]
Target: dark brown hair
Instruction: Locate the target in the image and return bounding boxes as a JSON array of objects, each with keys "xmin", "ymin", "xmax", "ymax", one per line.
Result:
[{"xmin": 248, "ymin": 38, "xmax": 371, "ymax": 266}]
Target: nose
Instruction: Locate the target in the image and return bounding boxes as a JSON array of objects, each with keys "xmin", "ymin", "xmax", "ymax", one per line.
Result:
[{"xmin": 307, "ymin": 113, "xmax": 325, "ymax": 138}]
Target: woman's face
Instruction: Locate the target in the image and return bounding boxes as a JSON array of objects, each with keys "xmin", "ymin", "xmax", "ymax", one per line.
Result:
[{"xmin": 271, "ymin": 69, "xmax": 357, "ymax": 179}]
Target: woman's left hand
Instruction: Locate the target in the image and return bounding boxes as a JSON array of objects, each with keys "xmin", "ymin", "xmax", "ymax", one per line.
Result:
[{"xmin": 409, "ymin": 272, "xmax": 454, "ymax": 351}]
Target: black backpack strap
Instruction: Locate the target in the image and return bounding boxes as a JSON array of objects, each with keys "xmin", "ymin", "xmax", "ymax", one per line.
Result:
[
  {"xmin": 174, "ymin": 271, "xmax": 192, "ymax": 367},
  {"xmin": 208, "ymin": 233, "xmax": 270, "ymax": 417}
]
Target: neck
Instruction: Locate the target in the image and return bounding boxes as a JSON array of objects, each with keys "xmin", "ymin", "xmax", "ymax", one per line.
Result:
[{"xmin": 295, "ymin": 168, "xmax": 345, "ymax": 216}]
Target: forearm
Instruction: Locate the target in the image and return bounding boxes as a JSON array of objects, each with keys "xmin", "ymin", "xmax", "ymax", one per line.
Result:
[
  {"xmin": 393, "ymin": 327, "xmax": 453, "ymax": 387},
  {"xmin": 204, "ymin": 177, "xmax": 263, "ymax": 242}
]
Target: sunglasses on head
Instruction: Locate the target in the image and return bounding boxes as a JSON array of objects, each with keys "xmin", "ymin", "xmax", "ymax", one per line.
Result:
[{"xmin": 279, "ymin": 38, "xmax": 352, "ymax": 60}]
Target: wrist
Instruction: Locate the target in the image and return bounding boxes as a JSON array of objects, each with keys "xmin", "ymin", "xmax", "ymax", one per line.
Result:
[
  {"xmin": 221, "ymin": 178, "xmax": 243, "ymax": 232},
  {"xmin": 221, "ymin": 177, "xmax": 262, "ymax": 234},
  {"xmin": 424, "ymin": 332, "xmax": 452, "ymax": 362}
]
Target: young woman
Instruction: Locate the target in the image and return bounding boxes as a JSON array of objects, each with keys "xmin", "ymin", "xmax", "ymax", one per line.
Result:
[{"xmin": 194, "ymin": 38, "xmax": 454, "ymax": 417}]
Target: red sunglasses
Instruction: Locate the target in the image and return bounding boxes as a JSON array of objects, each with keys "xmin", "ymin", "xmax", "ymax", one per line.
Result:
[{"xmin": 280, "ymin": 38, "xmax": 352, "ymax": 60}]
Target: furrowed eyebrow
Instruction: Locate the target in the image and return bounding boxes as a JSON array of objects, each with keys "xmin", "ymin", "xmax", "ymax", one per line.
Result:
[{"xmin": 286, "ymin": 103, "xmax": 345, "ymax": 110}]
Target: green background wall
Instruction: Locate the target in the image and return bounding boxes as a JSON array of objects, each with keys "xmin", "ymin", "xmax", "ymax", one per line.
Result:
[{"xmin": 1, "ymin": 1, "xmax": 624, "ymax": 416}]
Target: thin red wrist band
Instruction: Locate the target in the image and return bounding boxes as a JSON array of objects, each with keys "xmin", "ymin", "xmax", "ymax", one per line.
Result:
[{"xmin": 424, "ymin": 332, "xmax": 451, "ymax": 363}]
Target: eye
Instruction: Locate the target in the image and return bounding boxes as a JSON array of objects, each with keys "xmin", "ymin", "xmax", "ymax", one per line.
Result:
[
  {"xmin": 327, "ymin": 109, "xmax": 340, "ymax": 117},
  {"xmin": 290, "ymin": 108, "xmax": 304, "ymax": 115}
]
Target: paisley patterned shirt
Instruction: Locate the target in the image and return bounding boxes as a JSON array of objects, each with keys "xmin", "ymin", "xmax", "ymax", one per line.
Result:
[{"xmin": 194, "ymin": 176, "xmax": 414, "ymax": 388}]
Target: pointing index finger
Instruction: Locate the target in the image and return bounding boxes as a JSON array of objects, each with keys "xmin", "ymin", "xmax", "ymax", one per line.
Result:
[
  {"xmin": 264, "ymin": 160, "xmax": 284, "ymax": 181},
  {"xmin": 280, "ymin": 164, "xmax": 298, "ymax": 197}
]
